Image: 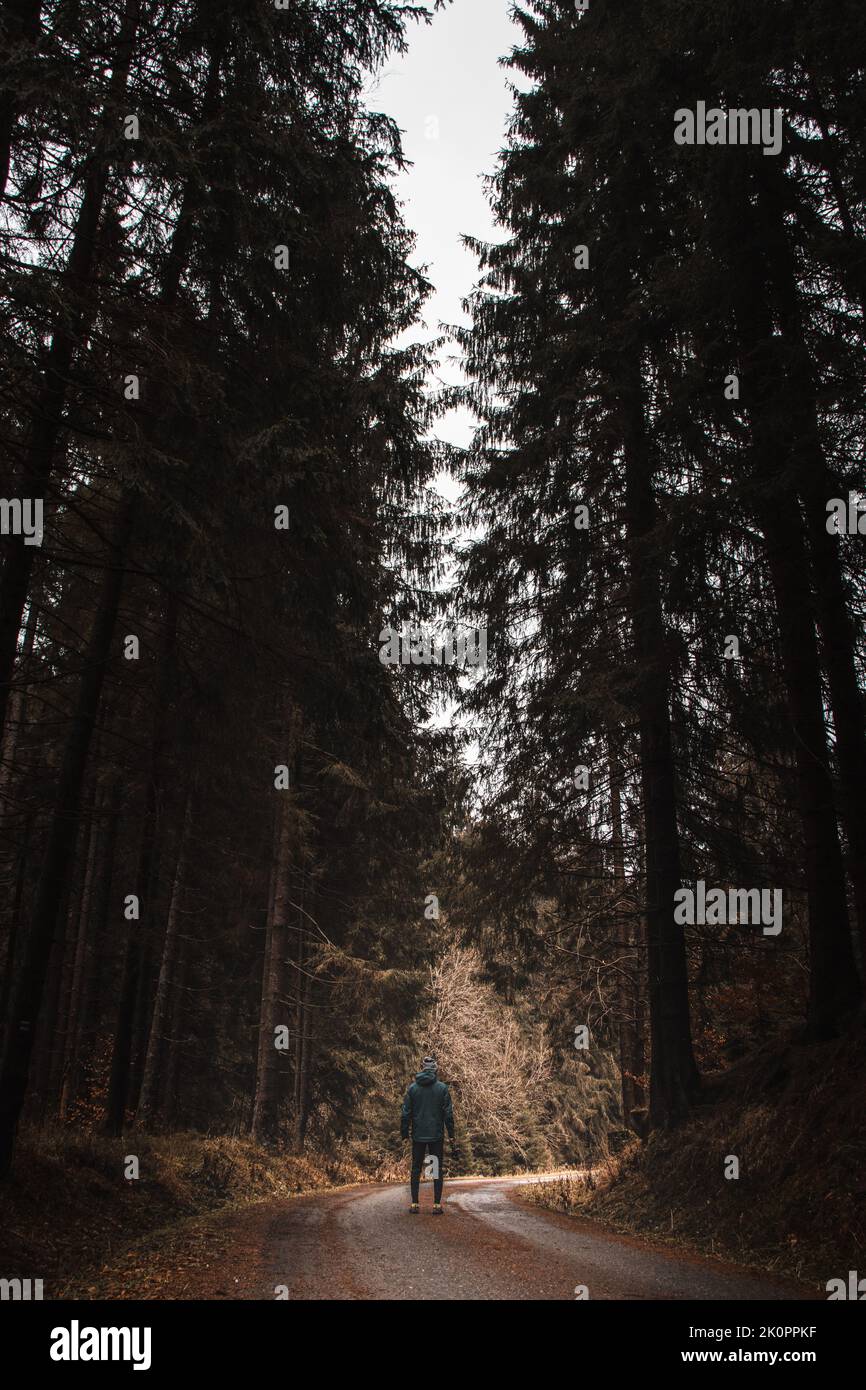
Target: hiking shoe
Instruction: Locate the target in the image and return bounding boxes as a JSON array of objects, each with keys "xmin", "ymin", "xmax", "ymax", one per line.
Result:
[
  {"xmin": 409, "ymin": 1203, "xmax": 420, "ymax": 1214},
  {"xmin": 432, "ymin": 1203, "xmax": 443, "ymax": 1215}
]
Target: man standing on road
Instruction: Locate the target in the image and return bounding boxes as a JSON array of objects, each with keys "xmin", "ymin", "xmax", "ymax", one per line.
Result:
[{"xmin": 401, "ymin": 1054, "xmax": 455, "ymax": 1215}]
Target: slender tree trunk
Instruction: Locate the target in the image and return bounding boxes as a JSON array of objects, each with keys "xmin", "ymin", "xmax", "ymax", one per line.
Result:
[
  {"xmin": 0, "ymin": 807, "xmax": 33, "ymax": 1054},
  {"xmin": 252, "ymin": 809, "xmax": 279, "ymax": 1131},
  {"xmin": 293, "ymin": 967, "xmax": 313, "ymax": 1154},
  {"xmin": 251, "ymin": 792, "xmax": 292, "ymax": 1144},
  {"xmin": 292, "ymin": 871, "xmax": 305, "ymax": 1116},
  {"xmin": 0, "ymin": 598, "xmax": 37, "ymax": 817},
  {"xmin": 0, "ymin": 499, "xmax": 133, "ymax": 1177},
  {"xmin": 43, "ymin": 811, "xmax": 95, "ymax": 1113},
  {"xmin": 105, "ymin": 595, "xmax": 177, "ymax": 1134},
  {"xmin": 27, "ymin": 872, "xmax": 72, "ymax": 1124},
  {"xmin": 608, "ymin": 734, "xmax": 644, "ymax": 1128},
  {"xmin": 806, "ymin": 519, "xmax": 866, "ymax": 967},
  {"xmin": 58, "ymin": 785, "xmax": 105, "ymax": 1118},
  {"xmin": 756, "ymin": 497, "xmax": 861, "ymax": 1034},
  {"xmin": 128, "ymin": 868, "xmax": 166, "ymax": 1115},
  {"xmin": 160, "ymin": 929, "xmax": 189, "ymax": 1130},
  {"xmin": 137, "ymin": 786, "xmax": 194, "ymax": 1128},
  {"xmin": 72, "ymin": 777, "xmax": 121, "ymax": 1110},
  {"xmin": 0, "ymin": 600, "xmax": 38, "ymax": 1034},
  {"xmin": 616, "ymin": 352, "xmax": 699, "ymax": 1128}
]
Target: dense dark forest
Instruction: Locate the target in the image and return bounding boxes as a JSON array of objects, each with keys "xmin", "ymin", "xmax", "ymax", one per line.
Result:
[
  {"xmin": 453, "ymin": 0, "xmax": 866, "ymax": 1128},
  {"xmin": 0, "ymin": 0, "xmax": 864, "ymax": 1311}
]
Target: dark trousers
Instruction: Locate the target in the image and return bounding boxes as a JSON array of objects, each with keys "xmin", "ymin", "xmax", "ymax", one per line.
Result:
[{"xmin": 410, "ymin": 1138, "xmax": 444, "ymax": 1203}]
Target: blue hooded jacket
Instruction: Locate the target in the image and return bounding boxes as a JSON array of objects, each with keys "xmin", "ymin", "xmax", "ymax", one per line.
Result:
[{"xmin": 400, "ymin": 1067, "xmax": 454, "ymax": 1142}]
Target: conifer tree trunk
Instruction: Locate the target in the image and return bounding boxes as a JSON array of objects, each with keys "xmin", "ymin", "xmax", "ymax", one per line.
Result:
[
  {"xmin": 754, "ymin": 496, "xmax": 860, "ymax": 1034},
  {"xmin": 616, "ymin": 353, "xmax": 699, "ymax": 1128},
  {"xmin": 160, "ymin": 932, "xmax": 190, "ymax": 1129},
  {"xmin": 137, "ymin": 786, "xmax": 193, "ymax": 1128},
  {"xmin": 0, "ymin": 808, "xmax": 33, "ymax": 1055},
  {"xmin": 0, "ymin": 499, "xmax": 133, "ymax": 1177},
  {"xmin": 58, "ymin": 784, "xmax": 106, "ymax": 1119},
  {"xmin": 251, "ymin": 809, "xmax": 280, "ymax": 1133},
  {"xmin": 251, "ymin": 792, "xmax": 292, "ymax": 1144},
  {"xmin": 44, "ymin": 811, "xmax": 96, "ymax": 1113},
  {"xmin": 754, "ymin": 166, "xmax": 866, "ymax": 961},
  {"xmin": 292, "ymin": 869, "xmax": 305, "ymax": 1117},
  {"xmin": 0, "ymin": 599, "xmax": 38, "ymax": 1033},
  {"xmin": 71, "ymin": 778, "xmax": 121, "ymax": 1111},
  {"xmin": 805, "ymin": 523, "xmax": 866, "ymax": 964},
  {"xmin": 293, "ymin": 966, "xmax": 313, "ymax": 1154},
  {"xmin": 105, "ymin": 595, "xmax": 177, "ymax": 1134},
  {"xmin": 0, "ymin": 597, "xmax": 37, "ymax": 817},
  {"xmin": 720, "ymin": 166, "xmax": 862, "ymax": 1034},
  {"xmin": 28, "ymin": 875, "xmax": 71, "ymax": 1124},
  {"xmin": 608, "ymin": 736, "xmax": 644, "ymax": 1128}
]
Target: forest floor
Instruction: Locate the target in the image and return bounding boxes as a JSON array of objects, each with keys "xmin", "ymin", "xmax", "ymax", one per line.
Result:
[
  {"xmin": 54, "ymin": 1176, "xmax": 818, "ymax": 1300},
  {"xmin": 0, "ymin": 1127, "xmax": 365, "ymax": 1298},
  {"xmin": 526, "ymin": 1033, "xmax": 866, "ymax": 1289}
]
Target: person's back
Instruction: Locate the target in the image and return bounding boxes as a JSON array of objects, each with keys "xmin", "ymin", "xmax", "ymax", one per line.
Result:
[{"xmin": 400, "ymin": 1054, "xmax": 455, "ymax": 1214}]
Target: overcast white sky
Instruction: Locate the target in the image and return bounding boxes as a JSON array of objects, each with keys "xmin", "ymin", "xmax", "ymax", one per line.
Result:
[
  {"xmin": 364, "ymin": 0, "xmax": 523, "ymax": 455},
  {"xmin": 363, "ymin": 3, "xmax": 524, "ymax": 751}
]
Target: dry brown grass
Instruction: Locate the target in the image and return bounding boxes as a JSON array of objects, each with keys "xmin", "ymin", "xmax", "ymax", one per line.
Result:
[
  {"xmin": 524, "ymin": 1032, "xmax": 866, "ymax": 1286},
  {"xmin": 0, "ymin": 1127, "xmax": 365, "ymax": 1294}
]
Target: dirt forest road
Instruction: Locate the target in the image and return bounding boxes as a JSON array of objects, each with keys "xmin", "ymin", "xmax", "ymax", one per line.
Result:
[{"xmin": 120, "ymin": 1177, "xmax": 817, "ymax": 1302}]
